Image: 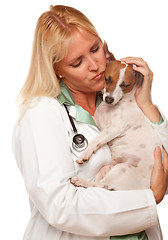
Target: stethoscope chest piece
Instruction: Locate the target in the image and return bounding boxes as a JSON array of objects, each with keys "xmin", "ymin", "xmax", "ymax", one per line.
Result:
[
  {"xmin": 64, "ymin": 104, "xmax": 88, "ymax": 152},
  {"xmin": 72, "ymin": 133, "xmax": 88, "ymax": 152}
]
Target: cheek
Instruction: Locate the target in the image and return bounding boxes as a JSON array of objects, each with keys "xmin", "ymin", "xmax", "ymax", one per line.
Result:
[
  {"xmin": 64, "ymin": 66, "xmax": 87, "ymax": 82},
  {"xmin": 58, "ymin": 61, "xmax": 87, "ymax": 82}
]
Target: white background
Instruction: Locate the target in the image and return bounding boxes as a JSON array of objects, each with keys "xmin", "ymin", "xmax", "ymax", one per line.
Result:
[{"xmin": 1, "ymin": 0, "xmax": 168, "ymax": 239}]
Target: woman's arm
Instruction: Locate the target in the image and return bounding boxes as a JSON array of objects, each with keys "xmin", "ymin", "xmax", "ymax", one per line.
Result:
[
  {"xmin": 121, "ymin": 57, "xmax": 168, "ymax": 198},
  {"xmin": 120, "ymin": 57, "xmax": 160, "ymax": 122},
  {"xmin": 12, "ymin": 97, "xmax": 159, "ymax": 237}
]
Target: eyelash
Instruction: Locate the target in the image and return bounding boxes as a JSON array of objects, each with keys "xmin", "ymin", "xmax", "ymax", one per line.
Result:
[
  {"xmin": 120, "ymin": 83, "xmax": 131, "ymax": 88},
  {"xmin": 71, "ymin": 45, "xmax": 100, "ymax": 68},
  {"xmin": 91, "ymin": 45, "xmax": 99, "ymax": 53},
  {"xmin": 72, "ymin": 60, "xmax": 82, "ymax": 68}
]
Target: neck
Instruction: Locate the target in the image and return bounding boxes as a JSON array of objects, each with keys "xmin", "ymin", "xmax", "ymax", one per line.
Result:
[{"xmin": 71, "ymin": 90, "xmax": 97, "ymax": 116}]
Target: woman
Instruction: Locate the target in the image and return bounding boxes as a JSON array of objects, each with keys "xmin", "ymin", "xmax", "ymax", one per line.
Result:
[{"xmin": 13, "ymin": 5, "xmax": 168, "ymax": 240}]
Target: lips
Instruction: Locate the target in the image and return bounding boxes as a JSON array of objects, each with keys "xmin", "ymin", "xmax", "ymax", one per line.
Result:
[{"xmin": 92, "ymin": 71, "xmax": 105, "ymax": 80}]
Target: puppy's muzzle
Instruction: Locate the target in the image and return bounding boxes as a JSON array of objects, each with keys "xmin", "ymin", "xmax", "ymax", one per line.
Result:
[{"xmin": 105, "ymin": 96, "xmax": 114, "ymax": 104}]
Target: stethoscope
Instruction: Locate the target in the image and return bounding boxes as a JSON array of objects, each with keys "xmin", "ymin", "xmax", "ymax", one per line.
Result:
[{"xmin": 64, "ymin": 104, "xmax": 88, "ymax": 152}]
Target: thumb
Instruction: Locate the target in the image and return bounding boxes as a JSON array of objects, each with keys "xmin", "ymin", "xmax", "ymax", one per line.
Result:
[{"xmin": 162, "ymin": 147, "xmax": 168, "ymax": 173}]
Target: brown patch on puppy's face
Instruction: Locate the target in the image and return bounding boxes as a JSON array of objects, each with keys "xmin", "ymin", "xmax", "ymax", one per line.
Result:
[
  {"xmin": 105, "ymin": 60, "xmax": 126, "ymax": 93},
  {"xmin": 121, "ymin": 65, "xmax": 136, "ymax": 94},
  {"xmin": 103, "ymin": 60, "xmax": 137, "ymax": 105}
]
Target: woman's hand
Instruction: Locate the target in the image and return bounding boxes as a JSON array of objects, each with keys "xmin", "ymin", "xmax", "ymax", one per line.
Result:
[
  {"xmin": 150, "ymin": 147, "xmax": 168, "ymax": 204},
  {"xmin": 120, "ymin": 57, "xmax": 160, "ymax": 123}
]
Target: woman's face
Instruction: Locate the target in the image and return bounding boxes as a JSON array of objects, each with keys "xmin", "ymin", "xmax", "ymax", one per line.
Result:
[{"xmin": 57, "ymin": 29, "xmax": 106, "ymax": 94}]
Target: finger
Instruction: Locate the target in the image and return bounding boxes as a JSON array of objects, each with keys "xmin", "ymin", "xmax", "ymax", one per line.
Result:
[
  {"xmin": 153, "ymin": 146, "xmax": 163, "ymax": 170},
  {"xmin": 162, "ymin": 147, "xmax": 168, "ymax": 172},
  {"xmin": 120, "ymin": 57, "xmax": 148, "ymax": 68},
  {"xmin": 132, "ymin": 66, "xmax": 148, "ymax": 77}
]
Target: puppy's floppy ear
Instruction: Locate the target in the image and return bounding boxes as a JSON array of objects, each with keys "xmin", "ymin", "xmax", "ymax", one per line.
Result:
[
  {"xmin": 134, "ymin": 70, "xmax": 144, "ymax": 88},
  {"xmin": 103, "ymin": 41, "xmax": 115, "ymax": 64}
]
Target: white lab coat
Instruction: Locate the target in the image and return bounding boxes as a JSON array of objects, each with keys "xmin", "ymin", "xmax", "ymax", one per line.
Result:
[{"xmin": 12, "ymin": 97, "xmax": 168, "ymax": 240}]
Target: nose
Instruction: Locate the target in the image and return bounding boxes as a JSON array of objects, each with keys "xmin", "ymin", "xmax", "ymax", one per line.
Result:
[
  {"xmin": 88, "ymin": 56, "xmax": 98, "ymax": 71},
  {"xmin": 105, "ymin": 96, "xmax": 114, "ymax": 104}
]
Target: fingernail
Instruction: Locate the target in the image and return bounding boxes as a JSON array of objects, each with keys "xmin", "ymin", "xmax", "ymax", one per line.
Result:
[{"xmin": 155, "ymin": 146, "xmax": 160, "ymax": 152}]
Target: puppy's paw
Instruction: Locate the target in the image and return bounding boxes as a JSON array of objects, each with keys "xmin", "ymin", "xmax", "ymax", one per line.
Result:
[
  {"xmin": 76, "ymin": 150, "xmax": 92, "ymax": 164},
  {"xmin": 70, "ymin": 177, "xmax": 85, "ymax": 187},
  {"xmin": 76, "ymin": 143, "xmax": 100, "ymax": 164},
  {"xmin": 76, "ymin": 157, "xmax": 89, "ymax": 164}
]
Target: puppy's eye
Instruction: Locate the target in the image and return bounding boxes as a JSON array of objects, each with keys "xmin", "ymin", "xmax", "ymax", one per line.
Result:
[
  {"xmin": 105, "ymin": 76, "xmax": 112, "ymax": 84},
  {"xmin": 120, "ymin": 82, "xmax": 131, "ymax": 88}
]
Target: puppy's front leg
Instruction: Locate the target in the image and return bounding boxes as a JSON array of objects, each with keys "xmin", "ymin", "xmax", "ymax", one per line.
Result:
[
  {"xmin": 71, "ymin": 177, "xmax": 94, "ymax": 188},
  {"xmin": 77, "ymin": 125, "xmax": 123, "ymax": 164},
  {"xmin": 70, "ymin": 176, "xmax": 105, "ymax": 188}
]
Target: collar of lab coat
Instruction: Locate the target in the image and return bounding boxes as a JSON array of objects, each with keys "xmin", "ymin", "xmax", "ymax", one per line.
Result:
[{"xmin": 57, "ymin": 81, "xmax": 102, "ymax": 127}]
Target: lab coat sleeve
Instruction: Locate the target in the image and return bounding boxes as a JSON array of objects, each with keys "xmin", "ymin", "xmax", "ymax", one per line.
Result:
[
  {"xmin": 148, "ymin": 109, "xmax": 168, "ymax": 194},
  {"xmin": 148, "ymin": 110, "xmax": 168, "ymax": 152},
  {"xmin": 12, "ymin": 97, "xmax": 158, "ymax": 237}
]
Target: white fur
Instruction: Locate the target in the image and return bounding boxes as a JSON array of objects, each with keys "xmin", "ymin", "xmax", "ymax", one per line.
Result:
[
  {"xmin": 103, "ymin": 65, "xmax": 127, "ymax": 105},
  {"xmin": 71, "ymin": 65, "xmax": 162, "ymax": 191}
]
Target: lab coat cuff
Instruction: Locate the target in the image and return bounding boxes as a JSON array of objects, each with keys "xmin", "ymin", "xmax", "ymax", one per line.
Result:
[
  {"xmin": 145, "ymin": 107, "xmax": 168, "ymax": 152},
  {"xmin": 145, "ymin": 107, "xmax": 168, "ymax": 130},
  {"xmin": 145, "ymin": 189, "xmax": 158, "ymax": 228}
]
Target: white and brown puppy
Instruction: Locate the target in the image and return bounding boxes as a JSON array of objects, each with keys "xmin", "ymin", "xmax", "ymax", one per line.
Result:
[{"xmin": 71, "ymin": 57, "xmax": 162, "ymax": 191}]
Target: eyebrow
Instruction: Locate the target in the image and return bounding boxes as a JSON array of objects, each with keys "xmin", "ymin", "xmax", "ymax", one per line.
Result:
[
  {"xmin": 90, "ymin": 38, "xmax": 100, "ymax": 50},
  {"xmin": 67, "ymin": 38, "xmax": 100, "ymax": 65}
]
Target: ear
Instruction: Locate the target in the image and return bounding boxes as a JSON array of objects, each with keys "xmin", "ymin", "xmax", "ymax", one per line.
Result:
[
  {"xmin": 103, "ymin": 41, "xmax": 115, "ymax": 64},
  {"xmin": 134, "ymin": 70, "xmax": 144, "ymax": 88}
]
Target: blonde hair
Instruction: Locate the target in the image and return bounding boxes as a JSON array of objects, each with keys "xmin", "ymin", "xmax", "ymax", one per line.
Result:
[{"xmin": 18, "ymin": 5, "xmax": 99, "ymax": 106}]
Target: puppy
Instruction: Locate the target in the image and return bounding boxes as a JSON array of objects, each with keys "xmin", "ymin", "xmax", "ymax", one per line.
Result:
[{"xmin": 71, "ymin": 57, "xmax": 162, "ymax": 191}]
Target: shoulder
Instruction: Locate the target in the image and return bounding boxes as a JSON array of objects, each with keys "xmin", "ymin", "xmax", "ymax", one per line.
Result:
[
  {"xmin": 19, "ymin": 97, "xmax": 65, "ymax": 124},
  {"xmin": 29, "ymin": 96, "xmax": 63, "ymax": 112}
]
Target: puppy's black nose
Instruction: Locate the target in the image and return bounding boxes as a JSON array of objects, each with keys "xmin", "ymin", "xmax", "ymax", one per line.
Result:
[{"xmin": 105, "ymin": 96, "xmax": 114, "ymax": 104}]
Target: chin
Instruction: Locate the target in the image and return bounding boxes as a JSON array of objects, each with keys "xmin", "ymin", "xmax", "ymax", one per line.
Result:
[
  {"xmin": 97, "ymin": 82, "xmax": 105, "ymax": 92},
  {"xmin": 89, "ymin": 78, "xmax": 104, "ymax": 93}
]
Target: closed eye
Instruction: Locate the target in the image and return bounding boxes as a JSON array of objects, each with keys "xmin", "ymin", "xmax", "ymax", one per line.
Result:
[
  {"xmin": 70, "ymin": 40, "xmax": 100, "ymax": 68},
  {"xmin": 120, "ymin": 82, "xmax": 131, "ymax": 88},
  {"xmin": 71, "ymin": 59, "xmax": 82, "ymax": 68},
  {"xmin": 91, "ymin": 39, "xmax": 100, "ymax": 53},
  {"xmin": 91, "ymin": 45, "xmax": 99, "ymax": 53}
]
